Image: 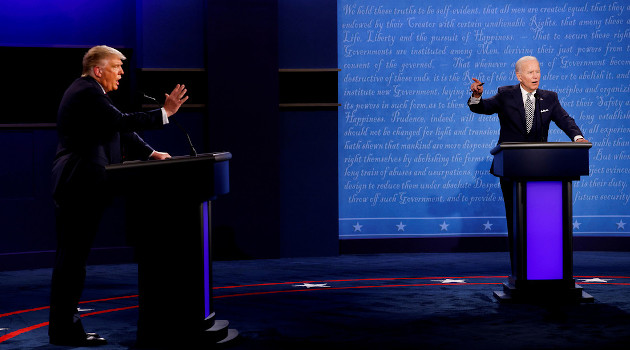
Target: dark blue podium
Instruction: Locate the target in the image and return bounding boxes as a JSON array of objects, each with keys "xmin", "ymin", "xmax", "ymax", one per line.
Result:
[
  {"xmin": 105, "ymin": 152, "xmax": 238, "ymax": 347},
  {"xmin": 490, "ymin": 142, "xmax": 594, "ymax": 303}
]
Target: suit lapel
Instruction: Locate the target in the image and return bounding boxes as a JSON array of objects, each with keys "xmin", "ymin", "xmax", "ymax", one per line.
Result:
[{"xmin": 536, "ymin": 91, "xmax": 547, "ymax": 120}]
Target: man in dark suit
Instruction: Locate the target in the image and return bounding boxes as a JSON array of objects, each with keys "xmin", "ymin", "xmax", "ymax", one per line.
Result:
[
  {"xmin": 49, "ymin": 45, "xmax": 189, "ymax": 346},
  {"xmin": 468, "ymin": 56, "xmax": 588, "ymax": 273}
]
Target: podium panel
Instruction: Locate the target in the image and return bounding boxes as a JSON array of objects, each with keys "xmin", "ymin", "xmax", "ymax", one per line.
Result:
[{"xmin": 526, "ymin": 181, "xmax": 563, "ymax": 280}]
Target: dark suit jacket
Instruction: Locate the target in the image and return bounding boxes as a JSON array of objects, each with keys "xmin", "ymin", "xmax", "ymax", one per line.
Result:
[
  {"xmin": 468, "ymin": 84, "xmax": 583, "ymax": 174},
  {"xmin": 52, "ymin": 76, "xmax": 164, "ymax": 205}
]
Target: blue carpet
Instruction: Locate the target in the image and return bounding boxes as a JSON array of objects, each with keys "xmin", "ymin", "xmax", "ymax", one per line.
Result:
[{"xmin": 1, "ymin": 252, "xmax": 630, "ymax": 349}]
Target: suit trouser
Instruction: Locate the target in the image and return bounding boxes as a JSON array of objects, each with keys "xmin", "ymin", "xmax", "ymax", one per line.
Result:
[{"xmin": 49, "ymin": 196, "xmax": 106, "ymax": 339}]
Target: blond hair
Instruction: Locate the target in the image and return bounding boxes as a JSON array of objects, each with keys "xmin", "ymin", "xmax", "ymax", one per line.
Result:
[{"xmin": 81, "ymin": 45, "xmax": 126, "ymax": 77}]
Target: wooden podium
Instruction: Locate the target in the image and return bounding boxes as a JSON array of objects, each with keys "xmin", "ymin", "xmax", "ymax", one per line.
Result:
[
  {"xmin": 105, "ymin": 152, "xmax": 238, "ymax": 347},
  {"xmin": 490, "ymin": 142, "xmax": 594, "ymax": 303}
]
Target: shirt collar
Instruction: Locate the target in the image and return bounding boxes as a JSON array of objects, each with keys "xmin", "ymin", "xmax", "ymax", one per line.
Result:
[
  {"xmin": 85, "ymin": 75, "xmax": 107, "ymax": 94},
  {"xmin": 95, "ymin": 81, "xmax": 107, "ymax": 95},
  {"xmin": 519, "ymin": 84, "xmax": 536, "ymax": 98}
]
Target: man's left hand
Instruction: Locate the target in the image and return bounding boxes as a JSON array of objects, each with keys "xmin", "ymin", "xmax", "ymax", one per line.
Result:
[{"xmin": 163, "ymin": 84, "xmax": 189, "ymax": 117}]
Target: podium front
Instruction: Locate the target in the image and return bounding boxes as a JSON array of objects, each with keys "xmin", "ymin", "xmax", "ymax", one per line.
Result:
[
  {"xmin": 105, "ymin": 152, "xmax": 237, "ymax": 347},
  {"xmin": 490, "ymin": 142, "xmax": 594, "ymax": 303}
]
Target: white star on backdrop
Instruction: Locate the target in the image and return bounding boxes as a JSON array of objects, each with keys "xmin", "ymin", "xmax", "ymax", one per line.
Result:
[
  {"xmin": 396, "ymin": 222, "xmax": 406, "ymax": 231},
  {"xmin": 573, "ymin": 220, "xmax": 582, "ymax": 230},
  {"xmin": 439, "ymin": 221, "xmax": 449, "ymax": 231},
  {"xmin": 483, "ymin": 220, "xmax": 493, "ymax": 231},
  {"xmin": 616, "ymin": 220, "xmax": 626, "ymax": 230},
  {"xmin": 293, "ymin": 283, "xmax": 330, "ymax": 288},
  {"xmin": 353, "ymin": 222, "xmax": 363, "ymax": 232}
]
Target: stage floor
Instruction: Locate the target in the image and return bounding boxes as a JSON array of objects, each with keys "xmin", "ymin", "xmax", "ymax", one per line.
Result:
[{"xmin": 2, "ymin": 252, "xmax": 630, "ymax": 349}]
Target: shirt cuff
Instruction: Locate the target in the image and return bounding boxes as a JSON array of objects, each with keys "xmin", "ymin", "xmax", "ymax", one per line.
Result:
[
  {"xmin": 574, "ymin": 135, "xmax": 584, "ymax": 141},
  {"xmin": 468, "ymin": 96, "xmax": 481, "ymax": 105},
  {"xmin": 161, "ymin": 108, "xmax": 169, "ymax": 125}
]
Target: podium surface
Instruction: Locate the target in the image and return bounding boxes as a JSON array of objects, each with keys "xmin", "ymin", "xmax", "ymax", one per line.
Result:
[
  {"xmin": 105, "ymin": 152, "xmax": 237, "ymax": 346},
  {"xmin": 490, "ymin": 142, "xmax": 594, "ymax": 303},
  {"xmin": 490, "ymin": 142, "xmax": 591, "ymax": 179}
]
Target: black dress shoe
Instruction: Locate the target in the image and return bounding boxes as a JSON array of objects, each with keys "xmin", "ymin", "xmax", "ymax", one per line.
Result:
[{"xmin": 50, "ymin": 333, "xmax": 107, "ymax": 346}]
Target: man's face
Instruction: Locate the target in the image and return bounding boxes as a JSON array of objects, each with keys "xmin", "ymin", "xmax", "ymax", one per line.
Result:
[
  {"xmin": 516, "ymin": 59, "xmax": 540, "ymax": 93},
  {"xmin": 96, "ymin": 56, "xmax": 124, "ymax": 93}
]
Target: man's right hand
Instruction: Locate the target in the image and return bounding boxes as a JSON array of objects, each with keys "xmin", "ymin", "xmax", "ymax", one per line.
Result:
[{"xmin": 470, "ymin": 78, "xmax": 484, "ymax": 98}]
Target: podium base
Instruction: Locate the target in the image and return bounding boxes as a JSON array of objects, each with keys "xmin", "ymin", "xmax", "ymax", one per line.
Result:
[
  {"xmin": 204, "ymin": 319, "xmax": 239, "ymax": 345},
  {"xmin": 493, "ymin": 281, "xmax": 594, "ymax": 304},
  {"xmin": 135, "ymin": 315, "xmax": 239, "ymax": 348}
]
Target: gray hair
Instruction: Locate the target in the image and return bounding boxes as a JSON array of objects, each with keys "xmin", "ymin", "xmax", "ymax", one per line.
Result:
[
  {"xmin": 515, "ymin": 56, "xmax": 538, "ymax": 73},
  {"xmin": 81, "ymin": 45, "xmax": 126, "ymax": 77}
]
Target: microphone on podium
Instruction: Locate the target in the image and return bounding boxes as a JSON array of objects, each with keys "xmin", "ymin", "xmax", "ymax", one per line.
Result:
[{"xmin": 141, "ymin": 92, "xmax": 198, "ymax": 157}]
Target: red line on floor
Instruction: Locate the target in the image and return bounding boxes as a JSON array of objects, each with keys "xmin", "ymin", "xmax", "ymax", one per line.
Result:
[
  {"xmin": 79, "ymin": 294, "xmax": 139, "ymax": 304},
  {"xmin": 81, "ymin": 305, "xmax": 138, "ymax": 317},
  {"xmin": 214, "ymin": 276, "xmax": 510, "ymax": 289},
  {"xmin": 0, "ymin": 307, "xmax": 49, "ymax": 319},
  {"xmin": 0, "ymin": 306, "xmax": 138, "ymax": 344},
  {"xmin": 3, "ymin": 277, "xmax": 630, "ymax": 344},
  {"xmin": 0, "ymin": 322, "xmax": 49, "ymax": 343},
  {"xmin": 214, "ymin": 282, "xmax": 504, "ymax": 298},
  {"xmin": 0, "ymin": 295, "xmax": 138, "ymax": 319}
]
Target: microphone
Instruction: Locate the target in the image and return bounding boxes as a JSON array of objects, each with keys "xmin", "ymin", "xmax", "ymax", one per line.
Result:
[{"xmin": 141, "ymin": 92, "xmax": 198, "ymax": 157}]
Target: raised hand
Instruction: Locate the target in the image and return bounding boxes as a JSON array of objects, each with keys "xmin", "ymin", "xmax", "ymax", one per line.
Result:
[
  {"xmin": 163, "ymin": 84, "xmax": 189, "ymax": 117},
  {"xmin": 470, "ymin": 78, "xmax": 484, "ymax": 98}
]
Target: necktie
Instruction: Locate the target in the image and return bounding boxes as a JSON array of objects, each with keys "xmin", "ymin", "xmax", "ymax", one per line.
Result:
[{"xmin": 525, "ymin": 92, "xmax": 534, "ymax": 133}]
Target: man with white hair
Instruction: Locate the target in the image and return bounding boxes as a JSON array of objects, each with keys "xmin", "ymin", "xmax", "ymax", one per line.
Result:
[
  {"xmin": 49, "ymin": 45, "xmax": 188, "ymax": 346},
  {"xmin": 467, "ymin": 56, "xmax": 588, "ymax": 275}
]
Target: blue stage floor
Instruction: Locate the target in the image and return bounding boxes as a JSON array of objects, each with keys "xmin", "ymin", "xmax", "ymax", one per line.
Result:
[{"xmin": 2, "ymin": 252, "xmax": 630, "ymax": 349}]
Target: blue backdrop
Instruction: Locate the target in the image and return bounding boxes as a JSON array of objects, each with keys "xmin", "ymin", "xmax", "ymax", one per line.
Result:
[{"xmin": 338, "ymin": 0, "xmax": 630, "ymax": 239}]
